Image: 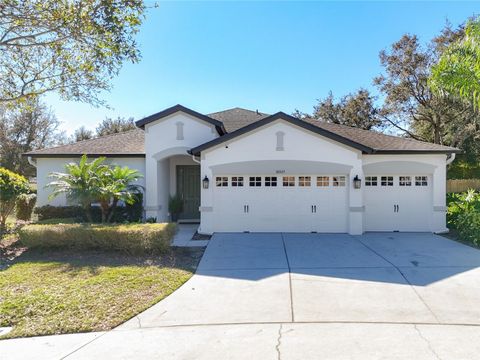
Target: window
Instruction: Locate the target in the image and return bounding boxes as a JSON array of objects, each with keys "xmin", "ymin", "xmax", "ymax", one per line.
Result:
[
  {"xmin": 299, "ymin": 176, "xmax": 311, "ymax": 187},
  {"xmin": 231, "ymin": 176, "xmax": 244, "ymax": 187},
  {"xmin": 381, "ymin": 176, "xmax": 393, "ymax": 186},
  {"xmin": 399, "ymin": 176, "xmax": 412, "ymax": 186},
  {"xmin": 333, "ymin": 176, "xmax": 346, "ymax": 187},
  {"xmin": 283, "ymin": 176, "xmax": 295, "ymax": 187},
  {"xmin": 317, "ymin": 176, "xmax": 329, "ymax": 187},
  {"xmin": 265, "ymin": 176, "xmax": 277, "ymax": 187},
  {"xmin": 415, "ymin": 176, "xmax": 428, "ymax": 186},
  {"xmin": 365, "ymin": 176, "xmax": 377, "ymax": 186},
  {"xmin": 249, "ymin": 176, "xmax": 262, "ymax": 187},
  {"xmin": 216, "ymin": 176, "xmax": 228, "ymax": 187}
]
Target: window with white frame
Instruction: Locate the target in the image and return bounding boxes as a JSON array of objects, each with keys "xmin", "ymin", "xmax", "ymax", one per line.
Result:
[
  {"xmin": 299, "ymin": 176, "xmax": 311, "ymax": 187},
  {"xmin": 365, "ymin": 176, "xmax": 377, "ymax": 186},
  {"xmin": 265, "ymin": 176, "xmax": 277, "ymax": 187},
  {"xmin": 249, "ymin": 176, "xmax": 262, "ymax": 187},
  {"xmin": 317, "ymin": 176, "xmax": 329, "ymax": 187},
  {"xmin": 283, "ymin": 176, "xmax": 295, "ymax": 187},
  {"xmin": 231, "ymin": 176, "xmax": 244, "ymax": 187},
  {"xmin": 415, "ymin": 176, "xmax": 428, "ymax": 186},
  {"xmin": 216, "ymin": 176, "xmax": 228, "ymax": 187},
  {"xmin": 333, "ymin": 176, "xmax": 346, "ymax": 187},
  {"xmin": 399, "ymin": 176, "xmax": 412, "ymax": 186},
  {"xmin": 381, "ymin": 176, "xmax": 393, "ymax": 186}
]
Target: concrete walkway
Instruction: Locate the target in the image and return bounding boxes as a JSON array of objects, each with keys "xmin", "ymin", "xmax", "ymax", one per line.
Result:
[
  {"xmin": 171, "ymin": 223, "xmax": 209, "ymax": 247},
  {"xmin": 3, "ymin": 232, "xmax": 480, "ymax": 359}
]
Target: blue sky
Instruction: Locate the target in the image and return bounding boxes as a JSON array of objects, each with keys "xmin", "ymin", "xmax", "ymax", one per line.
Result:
[{"xmin": 46, "ymin": 1, "xmax": 478, "ymax": 134}]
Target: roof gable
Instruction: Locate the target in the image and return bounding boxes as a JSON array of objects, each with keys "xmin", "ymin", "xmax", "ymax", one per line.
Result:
[
  {"xmin": 208, "ymin": 107, "xmax": 270, "ymax": 132},
  {"xmin": 189, "ymin": 112, "xmax": 374, "ymax": 156},
  {"xmin": 135, "ymin": 104, "xmax": 226, "ymax": 135}
]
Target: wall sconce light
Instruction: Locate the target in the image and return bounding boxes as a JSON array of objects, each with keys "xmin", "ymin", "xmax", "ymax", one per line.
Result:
[
  {"xmin": 353, "ymin": 175, "xmax": 361, "ymax": 189},
  {"xmin": 202, "ymin": 175, "xmax": 209, "ymax": 189}
]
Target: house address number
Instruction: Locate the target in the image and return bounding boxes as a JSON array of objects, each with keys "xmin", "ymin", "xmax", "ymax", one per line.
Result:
[{"xmin": 276, "ymin": 170, "xmax": 286, "ymax": 174}]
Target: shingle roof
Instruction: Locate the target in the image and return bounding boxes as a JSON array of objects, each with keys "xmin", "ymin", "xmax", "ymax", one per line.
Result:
[
  {"xmin": 25, "ymin": 106, "xmax": 460, "ymax": 158},
  {"xmin": 208, "ymin": 107, "xmax": 270, "ymax": 132},
  {"xmin": 303, "ymin": 119, "xmax": 459, "ymax": 153},
  {"xmin": 24, "ymin": 129, "xmax": 145, "ymax": 157}
]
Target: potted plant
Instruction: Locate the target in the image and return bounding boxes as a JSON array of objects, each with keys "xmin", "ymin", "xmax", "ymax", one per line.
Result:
[{"xmin": 168, "ymin": 194, "xmax": 183, "ymax": 222}]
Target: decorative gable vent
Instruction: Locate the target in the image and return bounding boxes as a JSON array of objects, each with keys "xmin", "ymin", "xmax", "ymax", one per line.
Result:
[
  {"xmin": 276, "ymin": 131, "xmax": 285, "ymax": 151},
  {"xmin": 176, "ymin": 121, "xmax": 184, "ymax": 140}
]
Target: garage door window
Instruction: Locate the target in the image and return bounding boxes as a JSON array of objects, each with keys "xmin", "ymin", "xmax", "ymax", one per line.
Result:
[
  {"xmin": 415, "ymin": 176, "xmax": 428, "ymax": 186},
  {"xmin": 283, "ymin": 176, "xmax": 295, "ymax": 187},
  {"xmin": 231, "ymin": 176, "xmax": 244, "ymax": 187},
  {"xmin": 317, "ymin": 176, "xmax": 329, "ymax": 186},
  {"xmin": 265, "ymin": 176, "xmax": 277, "ymax": 187},
  {"xmin": 365, "ymin": 176, "xmax": 377, "ymax": 186},
  {"xmin": 399, "ymin": 176, "xmax": 412, "ymax": 186},
  {"xmin": 249, "ymin": 176, "xmax": 262, "ymax": 187},
  {"xmin": 333, "ymin": 176, "xmax": 346, "ymax": 187},
  {"xmin": 381, "ymin": 176, "xmax": 393, "ymax": 186},
  {"xmin": 216, "ymin": 177, "xmax": 228, "ymax": 187},
  {"xmin": 299, "ymin": 176, "xmax": 311, "ymax": 187}
]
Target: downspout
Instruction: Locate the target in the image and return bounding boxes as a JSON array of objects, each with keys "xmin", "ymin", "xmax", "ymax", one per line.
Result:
[
  {"xmin": 27, "ymin": 156, "xmax": 37, "ymax": 168},
  {"xmin": 191, "ymin": 154, "xmax": 201, "ymax": 164},
  {"xmin": 446, "ymin": 153, "xmax": 456, "ymax": 166}
]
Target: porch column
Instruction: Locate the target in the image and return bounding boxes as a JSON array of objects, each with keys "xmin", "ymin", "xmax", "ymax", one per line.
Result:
[{"xmin": 145, "ymin": 156, "xmax": 169, "ymax": 222}]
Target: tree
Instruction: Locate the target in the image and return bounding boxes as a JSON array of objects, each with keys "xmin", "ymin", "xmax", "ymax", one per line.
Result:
[
  {"xmin": 47, "ymin": 155, "xmax": 142, "ymax": 223},
  {"xmin": 295, "ymin": 89, "xmax": 382, "ymax": 130},
  {"xmin": 374, "ymin": 28, "xmax": 480, "ymax": 152},
  {"xmin": 430, "ymin": 18, "xmax": 480, "ymax": 108},
  {"xmin": 0, "ymin": 167, "xmax": 30, "ymax": 231},
  {"xmin": 96, "ymin": 117, "xmax": 136, "ymax": 136},
  {"xmin": 0, "ymin": 98, "xmax": 64, "ymax": 176},
  {"xmin": 73, "ymin": 126, "xmax": 94, "ymax": 142},
  {"xmin": 0, "ymin": 0, "xmax": 145, "ymax": 106}
]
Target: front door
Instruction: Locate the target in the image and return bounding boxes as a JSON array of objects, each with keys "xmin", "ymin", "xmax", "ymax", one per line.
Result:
[{"xmin": 176, "ymin": 165, "xmax": 200, "ymax": 220}]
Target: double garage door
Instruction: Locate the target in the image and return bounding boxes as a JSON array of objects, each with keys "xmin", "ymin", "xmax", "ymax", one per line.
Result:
[
  {"xmin": 212, "ymin": 173, "xmax": 433, "ymax": 233},
  {"xmin": 214, "ymin": 174, "xmax": 348, "ymax": 233}
]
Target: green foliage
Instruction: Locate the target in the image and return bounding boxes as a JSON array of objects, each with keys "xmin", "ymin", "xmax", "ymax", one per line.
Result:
[
  {"xmin": 0, "ymin": 0, "xmax": 145, "ymax": 106},
  {"xmin": 34, "ymin": 205, "xmax": 85, "ymax": 221},
  {"xmin": 15, "ymin": 193, "xmax": 37, "ymax": 221},
  {"xmin": 168, "ymin": 194, "xmax": 183, "ymax": 221},
  {"xmin": 47, "ymin": 155, "xmax": 143, "ymax": 223},
  {"xmin": 96, "ymin": 117, "xmax": 136, "ymax": 136},
  {"xmin": 457, "ymin": 211, "xmax": 480, "ymax": 245},
  {"xmin": 430, "ymin": 17, "xmax": 480, "ymax": 108},
  {"xmin": 0, "ymin": 167, "xmax": 30, "ymax": 229},
  {"xmin": 448, "ymin": 159, "xmax": 480, "ymax": 179},
  {"xmin": 19, "ymin": 223, "xmax": 176, "ymax": 255},
  {"xmin": 447, "ymin": 190, "xmax": 480, "ymax": 245}
]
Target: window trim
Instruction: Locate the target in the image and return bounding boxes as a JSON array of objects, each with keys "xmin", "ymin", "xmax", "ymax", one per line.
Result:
[
  {"xmin": 365, "ymin": 176, "xmax": 377, "ymax": 186},
  {"xmin": 333, "ymin": 176, "xmax": 346, "ymax": 187},
  {"xmin": 299, "ymin": 176, "xmax": 311, "ymax": 187},
  {"xmin": 231, "ymin": 176, "xmax": 244, "ymax": 187},
  {"xmin": 216, "ymin": 176, "xmax": 228, "ymax": 187},
  {"xmin": 249, "ymin": 176, "xmax": 262, "ymax": 187},
  {"xmin": 316, "ymin": 176, "xmax": 329, "ymax": 187},
  {"xmin": 265, "ymin": 176, "xmax": 278, "ymax": 187},
  {"xmin": 282, "ymin": 176, "xmax": 295, "ymax": 187},
  {"xmin": 399, "ymin": 176, "xmax": 412, "ymax": 186},
  {"xmin": 380, "ymin": 176, "xmax": 394, "ymax": 186}
]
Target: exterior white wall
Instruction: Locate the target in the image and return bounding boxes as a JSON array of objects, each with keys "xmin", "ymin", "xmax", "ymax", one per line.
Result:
[
  {"xmin": 199, "ymin": 119, "xmax": 364, "ymax": 235},
  {"xmin": 144, "ymin": 112, "xmax": 218, "ymax": 221},
  {"xmin": 35, "ymin": 157, "xmax": 146, "ymax": 207}
]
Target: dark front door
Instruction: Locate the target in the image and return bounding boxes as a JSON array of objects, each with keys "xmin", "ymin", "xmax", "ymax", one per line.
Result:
[{"xmin": 176, "ymin": 165, "xmax": 200, "ymax": 220}]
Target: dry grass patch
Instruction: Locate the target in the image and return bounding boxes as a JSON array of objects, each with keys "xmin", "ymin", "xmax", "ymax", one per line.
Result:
[{"xmin": 0, "ymin": 247, "xmax": 204, "ymax": 339}]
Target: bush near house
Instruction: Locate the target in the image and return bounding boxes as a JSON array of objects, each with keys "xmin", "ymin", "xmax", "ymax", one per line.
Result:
[
  {"xmin": 15, "ymin": 193, "xmax": 37, "ymax": 221},
  {"xmin": 0, "ymin": 168, "xmax": 30, "ymax": 230},
  {"xmin": 19, "ymin": 223, "xmax": 176, "ymax": 255},
  {"xmin": 447, "ymin": 190, "xmax": 480, "ymax": 246}
]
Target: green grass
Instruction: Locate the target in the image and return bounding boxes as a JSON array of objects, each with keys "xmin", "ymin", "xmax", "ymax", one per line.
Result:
[{"xmin": 0, "ymin": 248, "xmax": 203, "ymax": 339}]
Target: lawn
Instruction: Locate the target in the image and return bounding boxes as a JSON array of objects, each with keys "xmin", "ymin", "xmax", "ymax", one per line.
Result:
[{"xmin": 0, "ymin": 246, "xmax": 204, "ymax": 339}]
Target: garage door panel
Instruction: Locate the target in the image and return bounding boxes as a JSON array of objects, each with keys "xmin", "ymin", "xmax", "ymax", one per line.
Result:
[
  {"xmin": 213, "ymin": 175, "xmax": 349, "ymax": 233},
  {"xmin": 364, "ymin": 175, "xmax": 432, "ymax": 232}
]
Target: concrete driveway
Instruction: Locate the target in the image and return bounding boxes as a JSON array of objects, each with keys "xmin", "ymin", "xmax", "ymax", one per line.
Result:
[{"xmin": 4, "ymin": 232, "xmax": 480, "ymax": 359}]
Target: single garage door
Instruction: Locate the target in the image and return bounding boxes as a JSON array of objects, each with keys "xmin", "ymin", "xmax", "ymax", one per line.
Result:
[
  {"xmin": 213, "ymin": 174, "xmax": 348, "ymax": 232},
  {"xmin": 364, "ymin": 175, "xmax": 432, "ymax": 232}
]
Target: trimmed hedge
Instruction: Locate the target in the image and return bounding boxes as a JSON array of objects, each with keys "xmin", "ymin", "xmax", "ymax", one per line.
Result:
[
  {"xmin": 15, "ymin": 193, "xmax": 37, "ymax": 221},
  {"xmin": 34, "ymin": 193, "xmax": 143, "ymax": 223},
  {"xmin": 18, "ymin": 223, "xmax": 176, "ymax": 255}
]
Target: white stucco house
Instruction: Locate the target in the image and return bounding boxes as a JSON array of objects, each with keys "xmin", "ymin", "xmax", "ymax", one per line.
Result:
[{"xmin": 25, "ymin": 104, "xmax": 460, "ymax": 235}]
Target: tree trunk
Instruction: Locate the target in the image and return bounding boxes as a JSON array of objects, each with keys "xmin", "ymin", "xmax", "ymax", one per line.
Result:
[
  {"xmin": 83, "ymin": 203, "xmax": 93, "ymax": 223},
  {"xmin": 107, "ymin": 198, "xmax": 119, "ymax": 223}
]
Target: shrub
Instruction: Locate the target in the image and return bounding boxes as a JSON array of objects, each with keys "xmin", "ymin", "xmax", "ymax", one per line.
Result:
[
  {"xmin": 15, "ymin": 193, "xmax": 37, "ymax": 221},
  {"xmin": 34, "ymin": 205, "xmax": 85, "ymax": 221},
  {"xmin": 0, "ymin": 167, "xmax": 30, "ymax": 229},
  {"xmin": 456, "ymin": 211, "xmax": 480, "ymax": 246},
  {"xmin": 19, "ymin": 223, "xmax": 177, "ymax": 255},
  {"xmin": 447, "ymin": 190, "xmax": 480, "ymax": 229}
]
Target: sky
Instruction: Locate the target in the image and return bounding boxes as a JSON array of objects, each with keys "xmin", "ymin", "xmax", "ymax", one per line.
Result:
[{"xmin": 45, "ymin": 1, "xmax": 479, "ymax": 135}]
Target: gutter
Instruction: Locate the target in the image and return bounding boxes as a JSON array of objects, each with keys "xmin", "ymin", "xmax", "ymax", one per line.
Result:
[{"xmin": 446, "ymin": 153, "xmax": 456, "ymax": 165}]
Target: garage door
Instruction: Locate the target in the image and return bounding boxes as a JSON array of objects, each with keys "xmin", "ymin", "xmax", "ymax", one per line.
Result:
[
  {"xmin": 213, "ymin": 175, "xmax": 348, "ymax": 232},
  {"xmin": 364, "ymin": 175, "xmax": 432, "ymax": 232}
]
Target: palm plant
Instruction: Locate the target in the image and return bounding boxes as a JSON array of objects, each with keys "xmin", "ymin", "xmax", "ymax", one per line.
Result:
[{"xmin": 47, "ymin": 155, "xmax": 143, "ymax": 223}]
